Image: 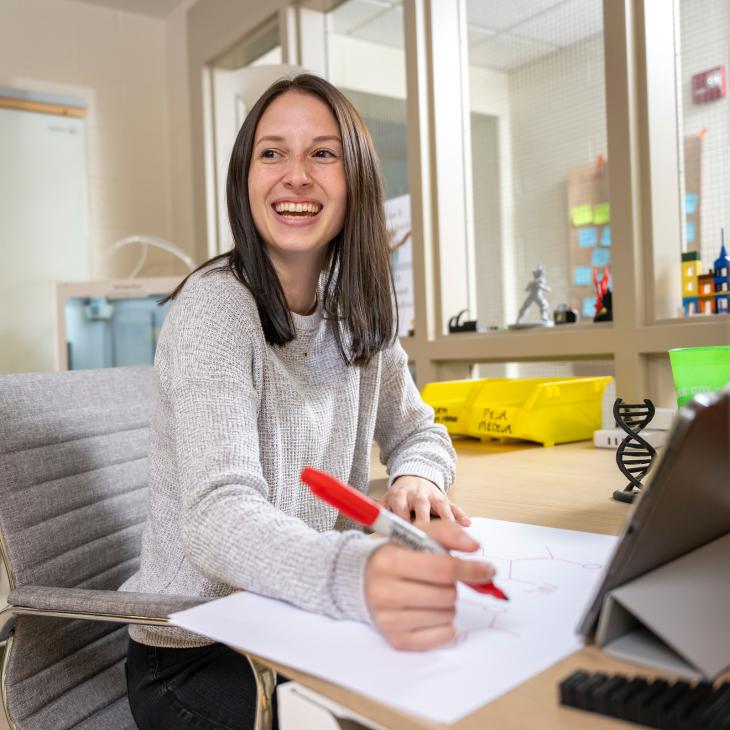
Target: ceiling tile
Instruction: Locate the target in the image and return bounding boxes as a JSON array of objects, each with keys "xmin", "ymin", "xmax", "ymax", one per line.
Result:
[
  {"xmin": 468, "ymin": 24, "xmax": 496, "ymax": 48},
  {"xmin": 349, "ymin": 5, "xmax": 405, "ymax": 50},
  {"xmin": 70, "ymin": 0, "xmax": 186, "ymax": 18},
  {"xmin": 510, "ymin": 0, "xmax": 603, "ymax": 47},
  {"xmin": 468, "ymin": 32, "xmax": 558, "ymax": 72},
  {"xmin": 466, "ymin": 0, "xmax": 564, "ymax": 32},
  {"xmin": 328, "ymin": 0, "xmax": 393, "ymax": 35}
]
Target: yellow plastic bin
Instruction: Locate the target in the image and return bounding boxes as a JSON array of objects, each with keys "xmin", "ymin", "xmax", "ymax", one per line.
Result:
[{"xmin": 422, "ymin": 377, "xmax": 613, "ymax": 447}]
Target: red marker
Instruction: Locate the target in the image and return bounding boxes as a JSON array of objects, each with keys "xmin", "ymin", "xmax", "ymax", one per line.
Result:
[{"xmin": 300, "ymin": 467, "xmax": 508, "ymax": 601}]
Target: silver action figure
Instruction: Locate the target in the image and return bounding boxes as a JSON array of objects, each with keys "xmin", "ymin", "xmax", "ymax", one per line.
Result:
[{"xmin": 516, "ymin": 264, "xmax": 552, "ymax": 325}]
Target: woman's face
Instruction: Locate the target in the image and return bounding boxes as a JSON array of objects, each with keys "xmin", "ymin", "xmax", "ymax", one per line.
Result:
[{"xmin": 248, "ymin": 91, "xmax": 347, "ymax": 267}]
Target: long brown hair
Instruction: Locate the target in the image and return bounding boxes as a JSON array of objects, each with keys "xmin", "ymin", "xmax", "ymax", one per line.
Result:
[{"xmin": 163, "ymin": 74, "xmax": 397, "ymax": 366}]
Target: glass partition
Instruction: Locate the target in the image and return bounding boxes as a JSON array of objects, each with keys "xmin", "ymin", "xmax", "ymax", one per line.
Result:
[
  {"xmin": 324, "ymin": 0, "xmax": 414, "ymax": 335},
  {"xmin": 465, "ymin": 0, "xmax": 609, "ymax": 329},
  {"xmin": 676, "ymin": 0, "xmax": 729, "ymax": 317}
]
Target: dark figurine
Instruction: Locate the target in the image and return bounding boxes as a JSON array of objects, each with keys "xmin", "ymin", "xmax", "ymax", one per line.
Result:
[
  {"xmin": 612, "ymin": 398, "xmax": 657, "ymax": 503},
  {"xmin": 554, "ymin": 304, "xmax": 578, "ymax": 325}
]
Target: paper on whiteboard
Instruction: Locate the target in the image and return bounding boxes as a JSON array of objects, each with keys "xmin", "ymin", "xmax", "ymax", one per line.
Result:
[
  {"xmin": 384, "ymin": 194, "xmax": 414, "ymax": 338},
  {"xmin": 170, "ymin": 518, "xmax": 617, "ymax": 725}
]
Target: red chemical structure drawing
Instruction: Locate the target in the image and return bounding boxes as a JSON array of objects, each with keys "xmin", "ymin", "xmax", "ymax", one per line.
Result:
[
  {"xmin": 455, "ymin": 600, "xmax": 518, "ymax": 642},
  {"xmin": 453, "ymin": 545, "xmax": 606, "ymax": 643},
  {"xmin": 479, "ymin": 544, "xmax": 603, "ymax": 589}
]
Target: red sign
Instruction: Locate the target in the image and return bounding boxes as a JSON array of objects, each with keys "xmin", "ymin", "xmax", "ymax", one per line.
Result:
[{"xmin": 692, "ymin": 65, "xmax": 727, "ymax": 104}]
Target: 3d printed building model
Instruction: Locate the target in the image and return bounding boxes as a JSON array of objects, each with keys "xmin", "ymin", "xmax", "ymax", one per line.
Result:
[{"xmin": 681, "ymin": 232, "xmax": 730, "ymax": 316}]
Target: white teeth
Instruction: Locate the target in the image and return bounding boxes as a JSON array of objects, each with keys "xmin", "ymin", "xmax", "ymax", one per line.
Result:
[{"xmin": 274, "ymin": 202, "xmax": 321, "ymax": 214}]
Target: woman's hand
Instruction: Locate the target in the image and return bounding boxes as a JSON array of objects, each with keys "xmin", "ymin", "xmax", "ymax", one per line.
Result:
[
  {"xmin": 364, "ymin": 521, "xmax": 494, "ymax": 651},
  {"xmin": 383, "ymin": 475, "xmax": 470, "ymax": 525}
]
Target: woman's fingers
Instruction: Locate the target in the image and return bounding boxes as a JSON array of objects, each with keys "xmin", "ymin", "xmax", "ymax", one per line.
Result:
[
  {"xmin": 367, "ymin": 576, "xmax": 458, "ymax": 610},
  {"xmin": 383, "ymin": 489, "xmax": 411, "ymax": 521},
  {"xmin": 430, "ymin": 494, "xmax": 456, "ymax": 522},
  {"xmin": 385, "ymin": 551, "xmax": 494, "ymax": 588},
  {"xmin": 450, "ymin": 502, "xmax": 471, "ymax": 527},
  {"xmin": 386, "ymin": 624, "xmax": 457, "ymax": 652},
  {"xmin": 419, "ymin": 519, "xmax": 481, "ymax": 552},
  {"xmin": 413, "ymin": 493, "xmax": 432, "ymax": 523},
  {"xmin": 384, "ymin": 476, "xmax": 471, "ymax": 527},
  {"xmin": 365, "ymin": 521, "xmax": 496, "ymax": 651},
  {"xmin": 376, "ymin": 607, "xmax": 456, "ymax": 633}
]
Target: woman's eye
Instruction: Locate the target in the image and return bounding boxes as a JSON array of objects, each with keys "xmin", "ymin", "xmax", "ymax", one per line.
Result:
[
  {"xmin": 313, "ymin": 148, "xmax": 336, "ymax": 159},
  {"xmin": 261, "ymin": 149, "xmax": 281, "ymax": 159}
]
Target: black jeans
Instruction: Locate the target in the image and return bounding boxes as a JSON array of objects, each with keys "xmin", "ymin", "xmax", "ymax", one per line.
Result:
[{"xmin": 126, "ymin": 638, "xmax": 278, "ymax": 730}]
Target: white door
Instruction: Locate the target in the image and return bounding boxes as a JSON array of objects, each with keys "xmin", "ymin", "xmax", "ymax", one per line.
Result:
[
  {"xmin": 205, "ymin": 64, "xmax": 306, "ymax": 257},
  {"xmin": 0, "ymin": 106, "xmax": 89, "ymax": 373}
]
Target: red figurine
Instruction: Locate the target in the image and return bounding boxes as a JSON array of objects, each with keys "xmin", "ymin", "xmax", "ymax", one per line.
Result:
[{"xmin": 593, "ymin": 266, "xmax": 613, "ymax": 322}]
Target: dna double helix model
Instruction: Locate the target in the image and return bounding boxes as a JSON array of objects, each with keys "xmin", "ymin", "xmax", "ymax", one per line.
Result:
[{"xmin": 612, "ymin": 398, "xmax": 657, "ymax": 503}]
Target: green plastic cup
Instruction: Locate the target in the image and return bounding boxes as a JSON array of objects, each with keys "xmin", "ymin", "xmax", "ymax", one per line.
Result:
[{"xmin": 669, "ymin": 346, "xmax": 730, "ymax": 407}]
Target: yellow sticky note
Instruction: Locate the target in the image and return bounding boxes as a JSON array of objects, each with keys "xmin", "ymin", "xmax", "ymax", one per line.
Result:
[
  {"xmin": 593, "ymin": 202, "xmax": 610, "ymax": 225},
  {"xmin": 571, "ymin": 204, "xmax": 593, "ymax": 227}
]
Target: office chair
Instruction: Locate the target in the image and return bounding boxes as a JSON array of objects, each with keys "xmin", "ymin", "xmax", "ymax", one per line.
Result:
[{"xmin": 0, "ymin": 366, "xmax": 275, "ymax": 730}]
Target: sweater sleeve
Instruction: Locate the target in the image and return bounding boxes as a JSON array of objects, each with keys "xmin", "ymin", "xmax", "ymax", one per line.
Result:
[
  {"xmin": 162, "ymin": 274, "xmax": 379, "ymax": 623},
  {"xmin": 373, "ymin": 339, "xmax": 456, "ymax": 491}
]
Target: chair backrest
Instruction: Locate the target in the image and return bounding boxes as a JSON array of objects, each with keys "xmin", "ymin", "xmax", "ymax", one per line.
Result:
[{"xmin": 0, "ymin": 366, "xmax": 153, "ymax": 730}]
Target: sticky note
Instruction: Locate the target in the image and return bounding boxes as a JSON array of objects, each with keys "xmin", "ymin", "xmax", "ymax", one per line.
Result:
[
  {"xmin": 685, "ymin": 192, "xmax": 699, "ymax": 215},
  {"xmin": 582, "ymin": 297, "xmax": 596, "ymax": 318},
  {"xmin": 592, "ymin": 248, "xmax": 611, "ymax": 267},
  {"xmin": 571, "ymin": 204, "xmax": 593, "ymax": 227},
  {"xmin": 574, "ymin": 266, "xmax": 592, "ymax": 286},
  {"xmin": 687, "ymin": 220, "xmax": 696, "ymax": 243},
  {"xmin": 599, "ymin": 226, "xmax": 611, "ymax": 246},
  {"xmin": 593, "ymin": 202, "xmax": 610, "ymax": 225},
  {"xmin": 578, "ymin": 226, "xmax": 598, "ymax": 248}
]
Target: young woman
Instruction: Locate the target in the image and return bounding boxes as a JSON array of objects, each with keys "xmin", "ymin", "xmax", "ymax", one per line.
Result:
[{"xmin": 124, "ymin": 74, "xmax": 496, "ymax": 730}]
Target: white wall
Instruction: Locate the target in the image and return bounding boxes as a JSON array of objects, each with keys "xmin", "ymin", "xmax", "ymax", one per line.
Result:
[
  {"xmin": 0, "ymin": 0, "xmax": 186, "ymax": 279},
  {"xmin": 165, "ymin": 0, "xmax": 197, "ymax": 265}
]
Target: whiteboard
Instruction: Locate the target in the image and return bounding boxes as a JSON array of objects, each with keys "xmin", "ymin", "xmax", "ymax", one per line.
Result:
[{"xmin": 0, "ymin": 106, "xmax": 89, "ymax": 373}]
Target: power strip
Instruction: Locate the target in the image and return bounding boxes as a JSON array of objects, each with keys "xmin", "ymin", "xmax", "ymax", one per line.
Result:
[{"xmin": 593, "ymin": 428, "xmax": 668, "ymax": 449}]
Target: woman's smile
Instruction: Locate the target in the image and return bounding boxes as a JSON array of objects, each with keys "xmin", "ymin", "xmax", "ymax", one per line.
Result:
[{"xmin": 270, "ymin": 197, "xmax": 324, "ymax": 227}]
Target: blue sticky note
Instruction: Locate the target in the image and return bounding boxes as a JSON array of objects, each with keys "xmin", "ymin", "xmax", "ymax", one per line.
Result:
[
  {"xmin": 582, "ymin": 297, "xmax": 596, "ymax": 318},
  {"xmin": 687, "ymin": 220, "xmax": 696, "ymax": 243},
  {"xmin": 600, "ymin": 226, "xmax": 611, "ymax": 246},
  {"xmin": 574, "ymin": 266, "xmax": 592, "ymax": 286},
  {"xmin": 578, "ymin": 226, "xmax": 598, "ymax": 248},
  {"xmin": 592, "ymin": 248, "xmax": 611, "ymax": 267},
  {"xmin": 685, "ymin": 192, "xmax": 698, "ymax": 215}
]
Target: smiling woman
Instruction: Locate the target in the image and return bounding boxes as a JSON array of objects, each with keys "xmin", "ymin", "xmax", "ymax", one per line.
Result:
[
  {"xmin": 165, "ymin": 74, "xmax": 394, "ymax": 365},
  {"xmin": 123, "ymin": 74, "xmax": 486, "ymax": 730},
  {"xmin": 247, "ymin": 92, "xmax": 347, "ymax": 316}
]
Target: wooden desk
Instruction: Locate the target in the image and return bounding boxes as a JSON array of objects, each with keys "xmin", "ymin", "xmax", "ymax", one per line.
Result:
[{"xmin": 258, "ymin": 440, "xmax": 725, "ymax": 729}]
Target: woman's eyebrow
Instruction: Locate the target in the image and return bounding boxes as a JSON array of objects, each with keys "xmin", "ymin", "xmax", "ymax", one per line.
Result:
[
  {"xmin": 255, "ymin": 135, "xmax": 285, "ymax": 146},
  {"xmin": 254, "ymin": 134, "xmax": 341, "ymax": 146},
  {"xmin": 312, "ymin": 135, "xmax": 341, "ymax": 144}
]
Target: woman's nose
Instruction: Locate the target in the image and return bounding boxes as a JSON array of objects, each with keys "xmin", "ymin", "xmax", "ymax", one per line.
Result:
[{"xmin": 283, "ymin": 155, "xmax": 311, "ymax": 188}]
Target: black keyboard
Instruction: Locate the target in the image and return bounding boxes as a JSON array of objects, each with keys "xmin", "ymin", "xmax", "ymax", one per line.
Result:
[{"xmin": 559, "ymin": 670, "xmax": 730, "ymax": 729}]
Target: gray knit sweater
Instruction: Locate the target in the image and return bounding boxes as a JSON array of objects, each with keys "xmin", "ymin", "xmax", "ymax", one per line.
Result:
[{"xmin": 123, "ymin": 264, "xmax": 456, "ymax": 647}]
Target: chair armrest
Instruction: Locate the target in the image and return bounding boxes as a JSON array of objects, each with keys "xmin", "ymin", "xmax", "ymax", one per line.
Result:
[{"xmin": 4, "ymin": 585, "xmax": 213, "ymax": 626}]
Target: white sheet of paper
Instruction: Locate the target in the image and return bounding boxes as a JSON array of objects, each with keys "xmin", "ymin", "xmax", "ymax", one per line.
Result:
[{"xmin": 170, "ymin": 518, "xmax": 617, "ymax": 725}]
